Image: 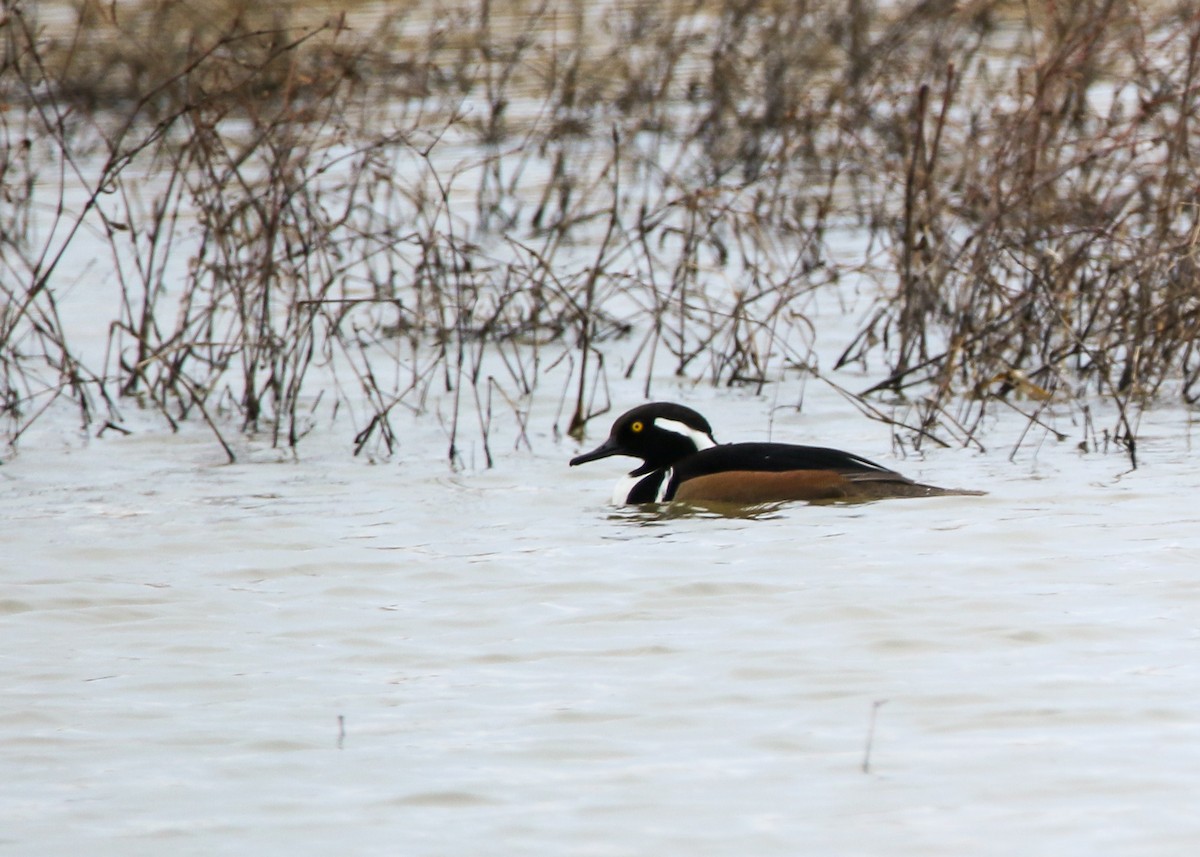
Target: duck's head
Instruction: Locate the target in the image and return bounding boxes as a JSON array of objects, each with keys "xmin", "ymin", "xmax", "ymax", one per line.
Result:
[{"xmin": 569, "ymin": 402, "xmax": 718, "ymax": 475}]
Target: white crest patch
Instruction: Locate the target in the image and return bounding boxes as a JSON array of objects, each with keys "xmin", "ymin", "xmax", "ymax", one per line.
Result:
[{"xmin": 653, "ymin": 417, "xmax": 716, "ymax": 452}]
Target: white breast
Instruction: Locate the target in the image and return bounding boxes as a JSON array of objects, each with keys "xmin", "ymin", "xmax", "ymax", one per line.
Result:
[
  {"xmin": 611, "ymin": 473, "xmax": 643, "ymax": 505},
  {"xmin": 611, "ymin": 468, "xmax": 674, "ymax": 504}
]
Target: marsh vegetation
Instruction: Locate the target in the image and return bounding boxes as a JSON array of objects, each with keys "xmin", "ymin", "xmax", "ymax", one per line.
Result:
[{"xmin": 4, "ymin": 0, "xmax": 1200, "ymax": 465}]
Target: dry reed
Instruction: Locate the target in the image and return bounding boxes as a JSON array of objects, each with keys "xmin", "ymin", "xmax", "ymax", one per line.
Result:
[{"xmin": 4, "ymin": 0, "xmax": 1200, "ymax": 466}]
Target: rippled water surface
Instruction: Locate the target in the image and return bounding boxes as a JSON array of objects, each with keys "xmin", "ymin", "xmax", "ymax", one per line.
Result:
[
  {"xmin": 6, "ymin": 388, "xmax": 1200, "ymax": 857},
  {"xmin": 9, "ymin": 5, "xmax": 1200, "ymax": 850}
]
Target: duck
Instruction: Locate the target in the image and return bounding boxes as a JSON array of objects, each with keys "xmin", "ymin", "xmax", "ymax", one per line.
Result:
[{"xmin": 569, "ymin": 402, "xmax": 982, "ymax": 505}]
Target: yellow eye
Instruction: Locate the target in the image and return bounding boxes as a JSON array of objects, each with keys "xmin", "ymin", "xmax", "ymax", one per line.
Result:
[{"xmin": 630, "ymin": 421, "xmax": 644, "ymax": 433}]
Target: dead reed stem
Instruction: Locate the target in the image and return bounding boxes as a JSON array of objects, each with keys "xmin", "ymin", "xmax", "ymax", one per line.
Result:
[{"xmin": 3, "ymin": 0, "xmax": 1200, "ymax": 464}]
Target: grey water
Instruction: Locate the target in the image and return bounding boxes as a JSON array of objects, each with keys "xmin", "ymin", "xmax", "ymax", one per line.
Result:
[{"xmin": 6, "ymin": 378, "xmax": 1200, "ymax": 855}]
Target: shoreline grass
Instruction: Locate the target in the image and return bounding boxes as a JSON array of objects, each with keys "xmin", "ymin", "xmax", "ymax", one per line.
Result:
[{"xmin": 4, "ymin": 0, "xmax": 1200, "ymax": 466}]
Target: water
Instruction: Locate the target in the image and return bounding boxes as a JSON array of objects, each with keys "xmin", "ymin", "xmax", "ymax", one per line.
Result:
[
  {"xmin": 6, "ymin": 385, "xmax": 1200, "ymax": 856},
  {"xmin": 9, "ymin": 5, "xmax": 1200, "ymax": 851}
]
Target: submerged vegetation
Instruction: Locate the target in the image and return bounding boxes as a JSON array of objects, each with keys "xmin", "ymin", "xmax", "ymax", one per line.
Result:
[{"xmin": 3, "ymin": 0, "xmax": 1200, "ymax": 464}]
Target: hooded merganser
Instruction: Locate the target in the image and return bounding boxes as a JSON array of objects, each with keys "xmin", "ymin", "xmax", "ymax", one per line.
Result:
[{"xmin": 569, "ymin": 402, "xmax": 982, "ymax": 505}]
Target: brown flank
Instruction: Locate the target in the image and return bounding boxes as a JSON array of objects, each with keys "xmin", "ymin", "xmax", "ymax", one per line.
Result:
[{"xmin": 671, "ymin": 470, "xmax": 981, "ymax": 504}]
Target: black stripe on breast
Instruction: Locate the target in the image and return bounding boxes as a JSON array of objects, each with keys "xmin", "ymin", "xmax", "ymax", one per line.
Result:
[{"xmin": 626, "ymin": 470, "xmax": 668, "ymax": 504}]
